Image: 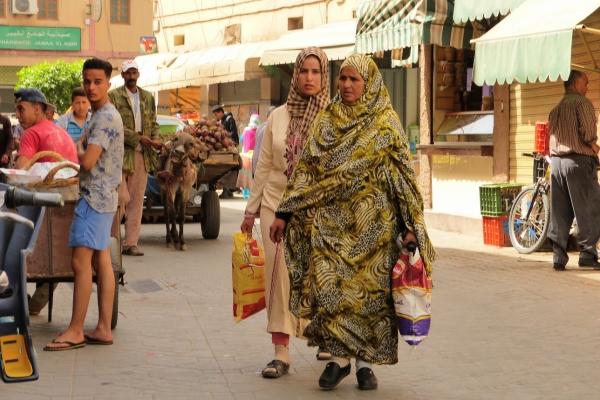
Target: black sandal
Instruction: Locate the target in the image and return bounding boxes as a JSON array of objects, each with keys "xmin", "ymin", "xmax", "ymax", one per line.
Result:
[{"xmin": 262, "ymin": 359, "xmax": 290, "ymax": 378}]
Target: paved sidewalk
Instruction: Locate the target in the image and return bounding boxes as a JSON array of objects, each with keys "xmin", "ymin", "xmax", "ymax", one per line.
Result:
[{"xmin": 7, "ymin": 199, "xmax": 600, "ymax": 399}]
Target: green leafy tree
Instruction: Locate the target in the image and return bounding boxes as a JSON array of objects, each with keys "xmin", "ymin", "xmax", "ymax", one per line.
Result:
[{"xmin": 15, "ymin": 59, "xmax": 85, "ymax": 114}]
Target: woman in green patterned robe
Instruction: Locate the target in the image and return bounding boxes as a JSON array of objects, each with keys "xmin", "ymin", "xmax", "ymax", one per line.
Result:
[{"xmin": 270, "ymin": 54, "xmax": 436, "ymax": 390}]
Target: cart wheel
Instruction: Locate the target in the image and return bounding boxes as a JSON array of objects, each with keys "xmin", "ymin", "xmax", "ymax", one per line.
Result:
[
  {"xmin": 109, "ymin": 237, "xmax": 121, "ymax": 329},
  {"xmin": 200, "ymin": 191, "xmax": 220, "ymax": 239}
]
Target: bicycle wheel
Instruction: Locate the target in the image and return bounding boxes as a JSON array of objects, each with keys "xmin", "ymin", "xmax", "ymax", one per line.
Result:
[{"xmin": 508, "ymin": 187, "xmax": 550, "ymax": 254}]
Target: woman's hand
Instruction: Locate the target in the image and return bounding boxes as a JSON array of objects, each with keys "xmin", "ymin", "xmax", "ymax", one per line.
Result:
[
  {"xmin": 269, "ymin": 218, "xmax": 287, "ymax": 243},
  {"xmin": 402, "ymin": 230, "xmax": 418, "ymax": 247},
  {"xmin": 240, "ymin": 217, "xmax": 254, "ymax": 234}
]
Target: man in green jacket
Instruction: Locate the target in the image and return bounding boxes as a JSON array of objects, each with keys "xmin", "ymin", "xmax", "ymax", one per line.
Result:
[{"xmin": 108, "ymin": 60, "xmax": 163, "ymax": 256}]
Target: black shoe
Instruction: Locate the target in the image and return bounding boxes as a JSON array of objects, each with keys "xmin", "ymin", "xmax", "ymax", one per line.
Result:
[
  {"xmin": 319, "ymin": 362, "xmax": 351, "ymax": 389},
  {"xmin": 579, "ymin": 259, "xmax": 600, "ymax": 268},
  {"xmin": 219, "ymin": 189, "xmax": 233, "ymax": 199},
  {"xmin": 356, "ymin": 367, "xmax": 378, "ymax": 390},
  {"xmin": 553, "ymin": 263, "xmax": 566, "ymax": 271}
]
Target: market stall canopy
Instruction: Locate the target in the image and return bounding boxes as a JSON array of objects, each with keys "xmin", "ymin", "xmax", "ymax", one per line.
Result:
[
  {"xmin": 259, "ymin": 21, "xmax": 357, "ymax": 66},
  {"xmin": 471, "ymin": 0, "xmax": 600, "ymax": 86},
  {"xmin": 453, "ymin": 0, "xmax": 526, "ymax": 23},
  {"xmin": 153, "ymin": 41, "xmax": 277, "ymax": 91},
  {"xmin": 355, "ymin": 0, "xmax": 482, "ymax": 65},
  {"xmin": 109, "ymin": 52, "xmax": 180, "ymax": 89}
]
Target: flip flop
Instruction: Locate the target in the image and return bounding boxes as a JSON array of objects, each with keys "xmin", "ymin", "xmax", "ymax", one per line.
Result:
[
  {"xmin": 44, "ymin": 339, "xmax": 86, "ymax": 351},
  {"xmin": 83, "ymin": 334, "xmax": 113, "ymax": 345}
]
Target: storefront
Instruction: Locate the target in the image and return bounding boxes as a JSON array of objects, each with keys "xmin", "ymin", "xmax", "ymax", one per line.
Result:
[
  {"xmin": 471, "ymin": 0, "xmax": 600, "ymax": 185},
  {"xmin": 355, "ymin": 0, "xmax": 487, "ymax": 230}
]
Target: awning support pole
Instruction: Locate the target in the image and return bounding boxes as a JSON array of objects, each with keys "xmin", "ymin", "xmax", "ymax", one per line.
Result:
[
  {"xmin": 576, "ymin": 24, "xmax": 600, "ymax": 37},
  {"xmin": 570, "ymin": 63, "xmax": 600, "ymax": 75},
  {"xmin": 577, "ymin": 31, "xmax": 598, "ymax": 71}
]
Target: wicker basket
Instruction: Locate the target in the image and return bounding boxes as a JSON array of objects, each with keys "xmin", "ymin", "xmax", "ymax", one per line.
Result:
[{"xmin": 22, "ymin": 151, "xmax": 80, "ymax": 202}]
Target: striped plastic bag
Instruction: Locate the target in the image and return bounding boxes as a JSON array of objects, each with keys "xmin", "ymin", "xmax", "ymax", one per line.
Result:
[
  {"xmin": 391, "ymin": 239, "xmax": 432, "ymax": 346},
  {"xmin": 232, "ymin": 233, "xmax": 266, "ymax": 323}
]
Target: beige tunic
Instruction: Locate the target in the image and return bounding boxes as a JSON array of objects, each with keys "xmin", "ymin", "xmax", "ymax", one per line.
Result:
[{"xmin": 246, "ymin": 105, "xmax": 309, "ymax": 337}]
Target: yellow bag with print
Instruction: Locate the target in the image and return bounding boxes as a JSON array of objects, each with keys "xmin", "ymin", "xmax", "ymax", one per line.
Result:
[{"xmin": 232, "ymin": 232, "xmax": 266, "ymax": 323}]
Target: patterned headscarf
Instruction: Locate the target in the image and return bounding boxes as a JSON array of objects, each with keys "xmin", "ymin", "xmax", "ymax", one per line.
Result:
[
  {"xmin": 284, "ymin": 47, "xmax": 330, "ymax": 180},
  {"xmin": 330, "ymin": 53, "xmax": 390, "ymax": 130}
]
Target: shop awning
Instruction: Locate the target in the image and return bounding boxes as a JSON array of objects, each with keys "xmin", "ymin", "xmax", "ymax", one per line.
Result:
[
  {"xmin": 109, "ymin": 52, "xmax": 180, "ymax": 89},
  {"xmin": 154, "ymin": 42, "xmax": 276, "ymax": 91},
  {"xmin": 472, "ymin": 0, "xmax": 600, "ymax": 86},
  {"xmin": 453, "ymin": 0, "xmax": 526, "ymax": 23},
  {"xmin": 355, "ymin": 0, "xmax": 481, "ymax": 65},
  {"xmin": 259, "ymin": 21, "xmax": 357, "ymax": 66}
]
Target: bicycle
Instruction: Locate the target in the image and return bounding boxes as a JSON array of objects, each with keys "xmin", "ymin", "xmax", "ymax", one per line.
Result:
[{"xmin": 508, "ymin": 152, "xmax": 551, "ymax": 254}]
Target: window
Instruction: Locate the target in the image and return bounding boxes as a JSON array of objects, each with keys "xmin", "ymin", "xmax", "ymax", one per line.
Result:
[
  {"xmin": 38, "ymin": 0, "xmax": 58, "ymax": 20},
  {"xmin": 174, "ymin": 35, "xmax": 185, "ymax": 46},
  {"xmin": 288, "ymin": 17, "xmax": 303, "ymax": 31},
  {"xmin": 225, "ymin": 24, "xmax": 241, "ymax": 45},
  {"xmin": 0, "ymin": 1, "xmax": 5, "ymax": 18},
  {"xmin": 111, "ymin": 0, "xmax": 130, "ymax": 24}
]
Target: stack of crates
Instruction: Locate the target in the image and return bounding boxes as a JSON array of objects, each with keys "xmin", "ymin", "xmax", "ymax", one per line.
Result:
[
  {"xmin": 533, "ymin": 121, "xmax": 550, "ymax": 183},
  {"xmin": 479, "ymin": 183, "xmax": 523, "ymax": 247},
  {"xmin": 534, "ymin": 121, "xmax": 550, "ymax": 155}
]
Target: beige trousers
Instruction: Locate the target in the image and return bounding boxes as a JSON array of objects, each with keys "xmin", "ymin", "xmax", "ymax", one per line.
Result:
[
  {"xmin": 119, "ymin": 150, "xmax": 147, "ymax": 249},
  {"xmin": 259, "ymin": 207, "xmax": 309, "ymax": 337}
]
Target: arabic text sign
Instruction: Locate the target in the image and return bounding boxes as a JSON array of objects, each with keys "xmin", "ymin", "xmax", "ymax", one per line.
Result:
[{"xmin": 0, "ymin": 26, "xmax": 81, "ymax": 51}]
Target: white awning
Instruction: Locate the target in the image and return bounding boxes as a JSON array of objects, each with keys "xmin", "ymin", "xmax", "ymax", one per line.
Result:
[
  {"xmin": 259, "ymin": 21, "xmax": 357, "ymax": 66},
  {"xmin": 155, "ymin": 41, "xmax": 277, "ymax": 91},
  {"xmin": 109, "ymin": 52, "xmax": 180, "ymax": 90}
]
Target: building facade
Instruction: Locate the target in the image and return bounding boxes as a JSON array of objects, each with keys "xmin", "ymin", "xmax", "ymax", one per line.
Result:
[
  {"xmin": 134, "ymin": 0, "xmax": 420, "ymax": 153},
  {"xmin": 0, "ymin": 0, "xmax": 153, "ymax": 113},
  {"xmin": 143, "ymin": 0, "xmax": 362, "ymax": 127}
]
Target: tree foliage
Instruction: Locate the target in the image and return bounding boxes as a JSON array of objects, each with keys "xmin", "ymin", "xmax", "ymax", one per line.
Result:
[{"xmin": 15, "ymin": 59, "xmax": 85, "ymax": 114}]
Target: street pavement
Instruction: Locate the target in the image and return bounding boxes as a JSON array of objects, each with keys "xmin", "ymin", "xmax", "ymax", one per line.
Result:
[{"xmin": 6, "ymin": 195, "xmax": 600, "ymax": 399}]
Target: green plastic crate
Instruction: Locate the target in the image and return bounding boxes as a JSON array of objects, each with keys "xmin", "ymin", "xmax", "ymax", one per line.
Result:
[{"xmin": 479, "ymin": 183, "xmax": 523, "ymax": 217}]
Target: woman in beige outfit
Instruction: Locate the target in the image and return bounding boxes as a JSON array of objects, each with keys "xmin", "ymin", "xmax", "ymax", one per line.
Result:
[{"xmin": 241, "ymin": 47, "xmax": 330, "ymax": 379}]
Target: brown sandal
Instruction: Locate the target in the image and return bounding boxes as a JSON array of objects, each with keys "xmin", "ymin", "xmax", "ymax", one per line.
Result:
[{"xmin": 262, "ymin": 359, "xmax": 289, "ymax": 378}]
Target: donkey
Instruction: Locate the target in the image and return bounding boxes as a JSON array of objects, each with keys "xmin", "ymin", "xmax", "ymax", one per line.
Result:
[{"xmin": 156, "ymin": 131, "xmax": 209, "ymax": 250}]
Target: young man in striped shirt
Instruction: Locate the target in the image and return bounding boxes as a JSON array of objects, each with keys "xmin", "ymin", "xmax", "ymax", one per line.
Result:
[{"xmin": 547, "ymin": 69, "xmax": 600, "ymax": 271}]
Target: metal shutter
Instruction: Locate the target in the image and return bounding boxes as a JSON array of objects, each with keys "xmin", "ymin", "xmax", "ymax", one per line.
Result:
[
  {"xmin": 380, "ymin": 69, "xmax": 406, "ymax": 129},
  {"xmin": 218, "ymin": 79, "xmax": 261, "ymax": 105}
]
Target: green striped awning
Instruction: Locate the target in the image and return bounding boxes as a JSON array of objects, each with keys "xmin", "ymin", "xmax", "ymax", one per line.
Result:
[
  {"xmin": 453, "ymin": 0, "xmax": 527, "ymax": 23},
  {"xmin": 355, "ymin": 0, "xmax": 481, "ymax": 65}
]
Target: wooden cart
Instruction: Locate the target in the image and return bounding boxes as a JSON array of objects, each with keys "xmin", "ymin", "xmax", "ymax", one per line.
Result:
[
  {"xmin": 25, "ymin": 202, "xmax": 124, "ymax": 329},
  {"xmin": 143, "ymin": 151, "xmax": 241, "ymax": 239}
]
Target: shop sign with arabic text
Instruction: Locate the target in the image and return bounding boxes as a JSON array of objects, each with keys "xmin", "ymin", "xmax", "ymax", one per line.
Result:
[{"xmin": 0, "ymin": 26, "xmax": 81, "ymax": 51}]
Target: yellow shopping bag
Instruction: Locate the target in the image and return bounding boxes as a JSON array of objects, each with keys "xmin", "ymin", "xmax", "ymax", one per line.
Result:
[{"xmin": 232, "ymin": 233, "xmax": 266, "ymax": 323}]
